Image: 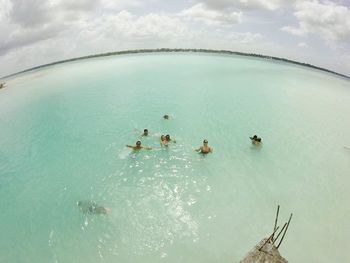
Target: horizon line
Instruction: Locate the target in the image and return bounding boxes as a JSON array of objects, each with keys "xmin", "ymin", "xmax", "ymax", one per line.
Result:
[{"xmin": 1, "ymin": 48, "xmax": 349, "ymax": 80}]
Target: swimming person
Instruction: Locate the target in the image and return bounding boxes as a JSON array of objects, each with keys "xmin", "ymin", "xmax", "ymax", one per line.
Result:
[
  {"xmin": 195, "ymin": 139, "xmax": 213, "ymax": 154},
  {"xmin": 163, "ymin": 114, "xmax": 170, "ymax": 120},
  {"xmin": 77, "ymin": 200, "xmax": 111, "ymax": 214},
  {"xmin": 142, "ymin": 129, "xmax": 149, "ymax": 136},
  {"xmin": 126, "ymin": 140, "xmax": 152, "ymax": 150},
  {"xmin": 250, "ymin": 135, "xmax": 262, "ymax": 145},
  {"xmin": 160, "ymin": 135, "xmax": 168, "ymax": 146},
  {"xmin": 0, "ymin": 83, "xmax": 5, "ymax": 89},
  {"xmin": 165, "ymin": 134, "xmax": 176, "ymax": 143}
]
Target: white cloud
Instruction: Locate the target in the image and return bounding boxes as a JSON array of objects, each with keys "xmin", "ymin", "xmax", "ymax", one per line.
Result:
[
  {"xmin": 0, "ymin": 0, "xmax": 349, "ymax": 77},
  {"xmin": 9, "ymin": 0, "xmax": 53, "ymax": 28},
  {"xmin": 297, "ymin": 42, "xmax": 308, "ymax": 48},
  {"xmin": 281, "ymin": 25, "xmax": 305, "ymax": 36},
  {"xmin": 0, "ymin": 23, "xmax": 65, "ymax": 55},
  {"xmin": 54, "ymin": 0, "xmax": 100, "ymax": 11},
  {"xmin": 0, "ymin": 0, "xmax": 187, "ymax": 59},
  {"xmin": 0, "ymin": 0, "xmax": 99, "ymax": 56},
  {"xmin": 281, "ymin": 0, "xmax": 350, "ymax": 42},
  {"xmin": 100, "ymin": 0, "xmax": 153, "ymax": 10},
  {"xmin": 0, "ymin": 0, "xmax": 11, "ymax": 20},
  {"xmin": 0, "ymin": 9, "xmax": 201, "ymax": 76},
  {"xmin": 226, "ymin": 32, "xmax": 263, "ymax": 44},
  {"xmin": 88, "ymin": 11, "xmax": 194, "ymax": 41},
  {"xmin": 197, "ymin": 0, "xmax": 288, "ymax": 11},
  {"xmin": 179, "ymin": 3, "xmax": 242, "ymax": 26}
]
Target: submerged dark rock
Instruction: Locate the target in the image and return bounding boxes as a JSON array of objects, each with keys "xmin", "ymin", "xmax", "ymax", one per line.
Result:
[{"xmin": 77, "ymin": 200, "xmax": 110, "ymax": 214}]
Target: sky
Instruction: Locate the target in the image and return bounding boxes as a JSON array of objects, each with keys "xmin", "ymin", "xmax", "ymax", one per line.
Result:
[{"xmin": 0, "ymin": 0, "xmax": 350, "ymax": 77}]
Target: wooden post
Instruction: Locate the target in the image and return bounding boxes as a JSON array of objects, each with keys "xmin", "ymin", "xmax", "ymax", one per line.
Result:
[
  {"xmin": 272, "ymin": 205, "xmax": 280, "ymax": 241},
  {"xmin": 273, "ymin": 222, "xmax": 287, "ymax": 245},
  {"xmin": 277, "ymin": 213, "xmax": 293, "ymax": 249}
]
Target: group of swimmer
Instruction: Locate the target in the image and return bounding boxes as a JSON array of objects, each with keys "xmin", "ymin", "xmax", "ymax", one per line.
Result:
[
  {"xmin": 79, "ymin": 115, "xmax": 262, "ymax": 215},
  {"xmin": 126, "ymin": 114, "xmax": 262, "ymax": 154},
  {"xmin": 126, "ymin": 114, "xmax": 213, "ymax": 154},
  {"xmin": 250, "ymin": 135, "xmax": 262, "ymax": 145}
]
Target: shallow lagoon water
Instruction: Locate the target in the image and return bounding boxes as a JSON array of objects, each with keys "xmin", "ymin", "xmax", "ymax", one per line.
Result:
[{"xmin": 0, "ymin": 53, "xmax": 350, "ymax": 262}]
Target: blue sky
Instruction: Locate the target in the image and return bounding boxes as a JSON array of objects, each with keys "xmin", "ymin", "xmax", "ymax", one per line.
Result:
[{"xmin": 0, "ymin": 0, "xmax": 349, "ymax": 77}]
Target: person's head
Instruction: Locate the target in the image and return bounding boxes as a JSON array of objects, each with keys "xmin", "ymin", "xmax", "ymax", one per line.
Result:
[
  {"xmin": 250, "ymin": 135, "xmax": 258, "ymax": 140},
  {"xmin": 161, "ymin": 135, "xmax": 165, "ymax": 140},
  {"xmin": 203, "ymin": 139, "xmax": 208, "ymax": 145},
  {"xmin": 136, "ymin": 140, "xmax": 142, "ymax": 147},
  {"xmin": 163, "ymin": 114, "xmax": 169, "ymax": 119},
  {"xmin": 257, "ymin": 138, "xmax": 261, "ymax": 142},
  {"xmin": 143, "ymin": 129, "xmax": 149, "ymax": 136},
  {"xmin": 165, "ymin": 134, "xmax": 170, "ymax": 141}
]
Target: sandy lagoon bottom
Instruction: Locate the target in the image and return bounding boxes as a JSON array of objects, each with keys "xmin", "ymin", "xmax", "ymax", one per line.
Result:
[{"xmin": 0, "ymin": 53, "xmax": 350, "ymax": 262}]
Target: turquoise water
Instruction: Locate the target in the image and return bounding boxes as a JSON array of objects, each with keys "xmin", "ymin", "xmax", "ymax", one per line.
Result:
[{"xmin": 0, "ymin": 53, "xmax": 350, "ymax": 262}]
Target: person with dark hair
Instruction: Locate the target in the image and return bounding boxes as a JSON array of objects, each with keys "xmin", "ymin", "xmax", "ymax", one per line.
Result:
[
  {"xmin": 163, "ymin": 114, "xmax": 170, "ymax": 120},
  {"xmin": 250, "ymin": 135, "xmax": 258, "ymax": 141},
  {"xmin": 126, "ymin": 140, "xmax": 151, "ymax": 150},
  {"xmin": 195, "ymin": 139, "xmax": 213, "ymax": 154},
  {"xmin": 250, "ymin": 135, "xmax": 262, "ymax": 145},
  {"xmin": 142, "ymin": 129, "xmax": 149, "ymax": 136},
  {"xmin": 160, "ymin": 135, "xmax": 168, "ymax": 146},
  {"xmin": 165, "ymin": 134, "xmax": 176, "ymax": 143}
]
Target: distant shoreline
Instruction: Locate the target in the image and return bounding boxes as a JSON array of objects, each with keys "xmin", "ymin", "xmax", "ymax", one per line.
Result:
[{"xmin": 2, "ymin": 48, "xmax": 349, "ymax": 80}]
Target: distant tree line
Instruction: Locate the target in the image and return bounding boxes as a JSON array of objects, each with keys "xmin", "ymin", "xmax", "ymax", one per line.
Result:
[{"xmin": 2, "ymin": 48, "xmax": 349, "ymax": 80}]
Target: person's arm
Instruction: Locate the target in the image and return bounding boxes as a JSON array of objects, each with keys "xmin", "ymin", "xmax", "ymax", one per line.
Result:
[
  {"xmin": 144, "ymin": 146, "xmax": 152, "ymax": 150},
  {"xmin": 126, "ymin": 145, "xmax": 133, "ymax": 148},
  {"xmin": 194, "ymin": 147, "xmax": 201, "ymax": 152},
  {"xmin": 210, "ymin": 147, "xmax": 213, "ymax": 153}
]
